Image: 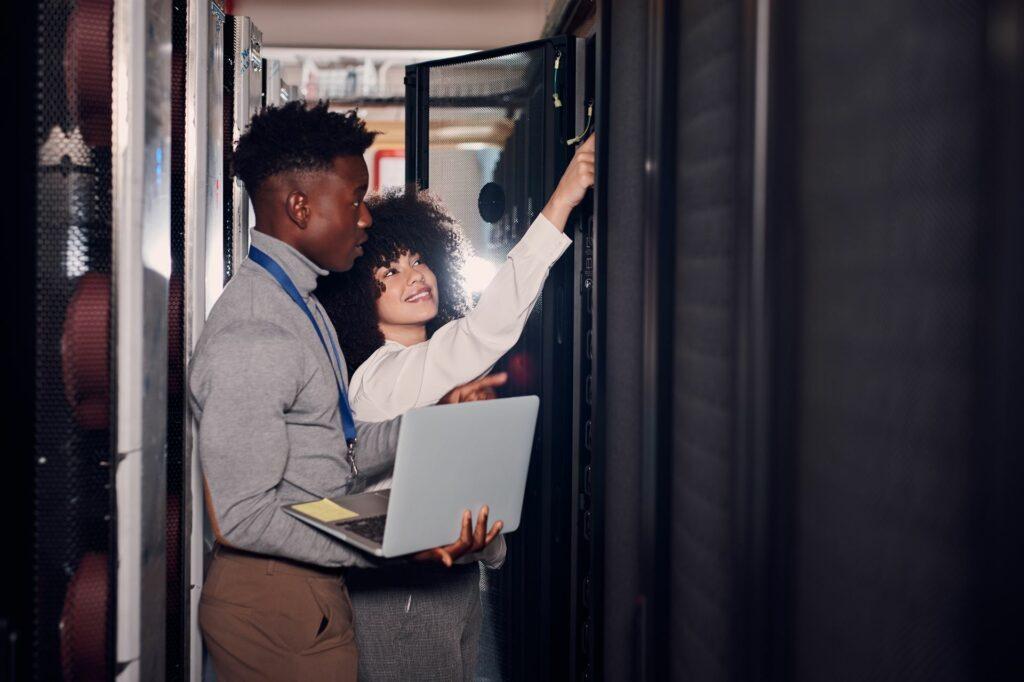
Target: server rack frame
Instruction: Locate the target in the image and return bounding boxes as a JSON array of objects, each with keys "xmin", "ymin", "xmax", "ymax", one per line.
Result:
[
  {"xmin": 405, "ymin": 36, "xmax": 582, "ymax": 679},
  {"xmin": 203, "ymin": 1, "xmax": 228, "ymax": 312},
  {"xmin": 182, "ymin": 1, "xmax": 228, "ymax": 679},
  {"xmin": 635, "ymin": 0, "xmax": 678, "ymax": 678},
  {"xmin": 110, "ymin": 0, "xmax": 173, "ymax": 679},
  {"xmin": 223, "ymin": 15, "xmax": 263, "ymax": 282},
  {"xmin": 568, "ymin": 34, "xmax": 600, "ymax": 682},
  {"xmin": 262, "ymin": 58, "xmax": 285, "ymax": 108}
]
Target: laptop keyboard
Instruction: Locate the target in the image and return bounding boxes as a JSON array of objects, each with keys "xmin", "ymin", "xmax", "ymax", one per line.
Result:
[{"xmin": 338, "ymin": 515, "xmax": 386, "ymax": 545}]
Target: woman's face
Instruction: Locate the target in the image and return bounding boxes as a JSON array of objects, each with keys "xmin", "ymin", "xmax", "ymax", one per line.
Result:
[{"xmin": 373, "ymin": 251, "xmax": 440, "ymax": 327}]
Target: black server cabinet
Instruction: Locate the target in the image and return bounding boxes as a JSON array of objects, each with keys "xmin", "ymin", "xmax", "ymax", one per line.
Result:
[
  {"xmin": 4, "ymin": 0, "xmax": 120, "ymax": 679},
  {"xmin": 405, "ymin": 37, "xmax": 588, "ymax": 680},
  {"xmin": 647, "ymin": 1, "xmax": 1024, "ymax": 680},
  {"xmin": 569, "ymin": 36, "xmax": 599, "ymax": 682},
  {"xmin": 763, "ymin": 2, "xmax": 1024, "ymax": 680}
]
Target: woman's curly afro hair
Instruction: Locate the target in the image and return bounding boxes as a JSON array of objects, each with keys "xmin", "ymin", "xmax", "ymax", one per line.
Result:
[
  {"xmin": 318, "ymin": 188, "xmax": 471, "ymax": 375},
  {"xmin": 233, "ymin": 100, "xmax": 377, "ymax": 196}
]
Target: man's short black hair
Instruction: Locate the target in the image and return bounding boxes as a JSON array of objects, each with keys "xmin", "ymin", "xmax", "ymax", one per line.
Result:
[{"xmin": 232, "ymin": 100, "xmax": 377, "ymax": 196}]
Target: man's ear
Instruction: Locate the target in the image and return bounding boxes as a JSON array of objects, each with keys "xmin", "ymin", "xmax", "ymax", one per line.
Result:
[{"xmin": 285, "ymin": 190, "xmax": 310, "ymax": 228}]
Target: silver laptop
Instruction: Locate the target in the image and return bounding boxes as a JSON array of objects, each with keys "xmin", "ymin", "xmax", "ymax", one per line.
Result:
[{"xmin": 283, "ymin": 395, "xmax": 539, "ymax": 557}]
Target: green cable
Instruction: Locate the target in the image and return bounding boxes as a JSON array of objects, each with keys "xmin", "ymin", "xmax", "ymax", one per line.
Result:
[
  {"xmin": 567, "ymin": 100, "xmax": 594, "ymax": 145},
  {"xmin": 553, "ymin": 51, "xmax": 563, "ymax": 109}
]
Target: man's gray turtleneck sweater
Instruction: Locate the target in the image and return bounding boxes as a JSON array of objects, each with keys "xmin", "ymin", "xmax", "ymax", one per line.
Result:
[{"xmin": 189, "ymin": 229, "xmax": 399, "ymax": 568}]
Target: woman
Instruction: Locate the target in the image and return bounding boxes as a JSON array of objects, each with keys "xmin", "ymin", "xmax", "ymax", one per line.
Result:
[{"xmin": 319, "ymin": 136, "xmax": 595, "ymax": 680}]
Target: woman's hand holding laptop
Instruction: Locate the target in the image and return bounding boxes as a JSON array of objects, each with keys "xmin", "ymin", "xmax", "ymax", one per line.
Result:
[{"xmin": 413, "ymin": 505, "xmax": 503, "ymax": 567}]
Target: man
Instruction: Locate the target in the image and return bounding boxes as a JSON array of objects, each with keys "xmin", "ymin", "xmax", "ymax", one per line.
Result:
[{"xmin": 189, "ymin": 101, "xmax": 499, "ymax": 680}]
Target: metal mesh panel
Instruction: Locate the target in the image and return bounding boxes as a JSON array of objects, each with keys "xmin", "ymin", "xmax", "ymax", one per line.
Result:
[
  {"xmin": 425, "ymin": 48, "xmax": 548, "ymax": 681},
  {"xmin": 34, "ymin": 0, "xmax": 115, "ymax": 679},
  {"xmin": 428, "ymin": 51, "xmax": 545, "ymax": 258},
  {"xmin": 167, "ymin": 0, "xmax": 187, "ymax": 678},
  {"xmin": 222, "ymin": 17, "xmax": 236, "ymax": 283},
  {"xmin": 672, "ymin": 2, "xmax": 740, "ymax": 680},
  {"xmin": 793, "ymin": 2, "xmax": 984, "ymax": 679}
]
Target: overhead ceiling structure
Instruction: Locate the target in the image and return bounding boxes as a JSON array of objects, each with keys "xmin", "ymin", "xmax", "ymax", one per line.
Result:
[{"xmin": 232, "ymin": 0, "xmax": 552, "ymax": 49}]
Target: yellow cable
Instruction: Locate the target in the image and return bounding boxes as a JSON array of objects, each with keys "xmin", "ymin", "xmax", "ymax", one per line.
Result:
[{"xmin": 567, "ymin": 100, "xmax": 594, "ymax": 145}]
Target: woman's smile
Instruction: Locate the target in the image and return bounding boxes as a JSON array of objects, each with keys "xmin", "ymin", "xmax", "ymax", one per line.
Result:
[{"xmin": 404, "ymin": 287, "xmax": 433, "ymax": 303}]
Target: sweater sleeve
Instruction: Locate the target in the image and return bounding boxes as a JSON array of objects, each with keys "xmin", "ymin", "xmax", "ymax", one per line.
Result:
[
  {"xmin": 192, "ymin": 319, "xmax": 385, "ymax": 568},
  {"xmin": 352, "ymin": 417, "xmax": 401, "ymax": 480},
  {"xmin": 349, "ymin": 214, "xmax": 571, "ymax": 421}
]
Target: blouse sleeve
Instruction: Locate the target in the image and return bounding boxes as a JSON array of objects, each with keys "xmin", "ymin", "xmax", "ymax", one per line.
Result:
[{"xmin": 349, "ymin": 213, "xmax": 571, "ymax": 421}]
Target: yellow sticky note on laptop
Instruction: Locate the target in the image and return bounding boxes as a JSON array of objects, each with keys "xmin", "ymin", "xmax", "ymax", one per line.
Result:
[{"xmin": 293, "ymin": 498, "xmax": 358, "ymax": 523}]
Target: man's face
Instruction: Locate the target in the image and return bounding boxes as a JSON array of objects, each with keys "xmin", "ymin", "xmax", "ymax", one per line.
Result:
[{"xmin": 298, "ymin": 156, "xmax": 372, "ymax": 272}]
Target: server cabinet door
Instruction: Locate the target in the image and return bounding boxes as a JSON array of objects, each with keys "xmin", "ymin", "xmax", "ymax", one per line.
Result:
[
  {"xmin": 406, "ymin": 37, "xmax": 582, "ymax": 681},
  {"xmin": 223, "ymin": 15, "xmax": 263, "ymax": 283}
]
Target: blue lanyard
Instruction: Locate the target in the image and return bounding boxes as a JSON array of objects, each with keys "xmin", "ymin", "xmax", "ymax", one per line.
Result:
[{"xmin": 248, "ymin": 246, "xmax": 360, "ymax": 476}]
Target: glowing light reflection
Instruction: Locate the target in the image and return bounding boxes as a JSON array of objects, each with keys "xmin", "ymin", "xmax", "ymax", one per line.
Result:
[{"xmin": 463, "ymin": 256, "xmax": 498, "ymax": 297}]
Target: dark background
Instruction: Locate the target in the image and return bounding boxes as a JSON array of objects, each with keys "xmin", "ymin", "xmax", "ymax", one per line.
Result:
[
  {"xmin": 595, "ymin": 0, "xmax": 1024, "ymax": 680},
  {"xmin": 3, "ymin": 1, "xmax": 1023, "ymax": 680}
]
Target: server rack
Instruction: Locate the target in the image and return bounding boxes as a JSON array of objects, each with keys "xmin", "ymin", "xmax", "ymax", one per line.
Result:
[
  {"xmin": 201, "ymin": 1, "xmax": 228, "ymax": 313},
  {"xmin": 262, "ymin": 58, "xmax": 295, "ymax": 108},
  {"xmin": 180, "ymin": 1, "xmax": 228, "ymax": 680},
  {"xmin": 110, "ymin": 0, "xmax": 173, "ymax": 678},
  {"xmin": 592, "ymin": 1, "xmax": 1024, "ymax": 680},
  {"xmin": 10, "ymin": 0, "xmax": 187, "ymax": 679},
  {"xmin": 405, "ymin": 36, "xmax": 589, "ymax": 680},
  {"xmin": 222, "ymin": 16, "xmax": 263, "ymax": 283},
  {"xmin": 28, "ymin": 0, "xmax": 122, "ymax": 678},
  {"xmin": 568, "ymin": 35, "xmax": 599, "ymax": 682}
]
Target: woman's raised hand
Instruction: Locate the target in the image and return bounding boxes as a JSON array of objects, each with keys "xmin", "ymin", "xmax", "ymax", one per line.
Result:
[{"xmin": 542, "ymin": 134, "xmax": 596, "ymax": 231}]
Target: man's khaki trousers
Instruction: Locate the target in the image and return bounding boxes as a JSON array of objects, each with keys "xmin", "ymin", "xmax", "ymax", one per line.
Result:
[{"xmin": 199, "ymin": 545, "xmax": 358, "ymax": 681}]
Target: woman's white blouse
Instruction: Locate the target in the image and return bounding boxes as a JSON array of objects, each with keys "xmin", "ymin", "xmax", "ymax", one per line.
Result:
[
  {"xmin": 347, "ymin": 213, "xmax": 571, "ymax": 568},
  {"xmin": 349, "ymin": 213, "xmax": 571, "ymax": 421}
]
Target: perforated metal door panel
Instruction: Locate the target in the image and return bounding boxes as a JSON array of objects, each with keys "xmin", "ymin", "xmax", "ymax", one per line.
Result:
[{"xmin": 35, "ymin": 0, "xmax": 115, "ymax": 678}]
